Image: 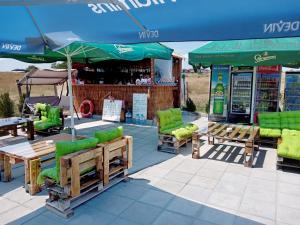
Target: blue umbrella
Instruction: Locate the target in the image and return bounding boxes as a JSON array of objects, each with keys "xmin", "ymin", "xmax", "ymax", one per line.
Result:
[{"xmin": 1, "ymin": 0, "xmax": 300, "ymax": 137}]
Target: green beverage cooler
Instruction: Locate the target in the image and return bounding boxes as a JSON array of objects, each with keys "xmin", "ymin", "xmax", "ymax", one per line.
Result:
[{"xmin": 209, "ymin": 65, "xmax": 230, "ymax": 121}]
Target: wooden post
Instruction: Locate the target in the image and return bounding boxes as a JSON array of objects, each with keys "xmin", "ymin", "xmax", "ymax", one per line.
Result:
[
  {"xmin": 126, "ymin": 136, "xmax": 133, "ymax": 169},
  {"xmin": 60, "ymin": 158, "xmax": 69, "ymax": 187},
  {"xmin": 3, "ymin": 155, "xmax": 12, "ymax": 181},
  {"xmin": 0, "ymin": 153, "xmax": 4, "ymax": 172},
  {"xmin": 103, "ymin": 146, "xmax": 110, "ymax": 186},
  {"xmin": 192, "ymin": 133, "xmax": 201, "ymax": 159},
  {"xmin": 71, "ymin": 158, "xmax": 80, "ymax": 197},
  {"xmin": 244, "ymin": 141, "xmax": 254, "ymax": 168},
  {"xmin": 29, "ymin": 159, "xmax": 41, "ymax": 195},
  {"xmin": 27, "ymin": 120, "xmax": 34, "ymax": 140},
  {"xmin": 24, "ymin": 160, "xmax": 30, "ymax": 192},
  {"xmin": 12, "ymin": 125, "xmax": 18, "ymax": 137}
]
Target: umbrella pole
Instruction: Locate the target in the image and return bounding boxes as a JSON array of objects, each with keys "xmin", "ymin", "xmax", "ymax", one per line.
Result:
[{"xmin": 67, "ymin": 55, "xmax": 75, "ymax": 139}]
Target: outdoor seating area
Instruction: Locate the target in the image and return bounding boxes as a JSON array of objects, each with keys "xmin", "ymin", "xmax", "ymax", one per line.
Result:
[{"xmin": 1, "ymin": 1, "xmax": 300, "ymax": 224}]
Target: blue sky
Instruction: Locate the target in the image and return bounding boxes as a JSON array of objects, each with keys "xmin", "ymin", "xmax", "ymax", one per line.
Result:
[{"xmin": 0, "ymin": 41, "xmax": 207, "ymax": 72}]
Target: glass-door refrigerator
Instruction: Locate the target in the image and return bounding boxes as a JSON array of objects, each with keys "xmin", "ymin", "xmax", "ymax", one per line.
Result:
[
  {"xmin": 228, "ymin": 72, "xmax": 253, "ymax": 123},
  {"xmin": 285, "ymin": 72, "xmax": 300, "ymax": 111}
]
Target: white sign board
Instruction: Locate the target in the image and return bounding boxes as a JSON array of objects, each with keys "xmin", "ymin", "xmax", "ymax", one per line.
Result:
[
  {"xmin": 132, "ymin": 93, "xmax": 148, "ymax": 119},
  {"xmin": 102, "ymin": 99, "xmax": 123, "ymax": 122}
]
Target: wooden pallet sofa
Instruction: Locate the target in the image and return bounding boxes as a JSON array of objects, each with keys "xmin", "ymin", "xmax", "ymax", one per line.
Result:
[
  {"xmin": 157, "ymin": 108, "xmax": 198, "ymax": 154},
  {"xmin": 34, "ymin": 103, "xmax": 64, "ymax": 135},
  {"xmin": 37, "ymin": 126, "xmax": 133, "ymax": 217},
  {"xmin": 258, "ymin": 111, "xmax": 300, "ymax": 168}
]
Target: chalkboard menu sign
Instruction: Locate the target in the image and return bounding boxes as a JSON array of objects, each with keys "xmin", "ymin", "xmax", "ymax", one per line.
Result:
[
  {"xmin": 102, "ymin": 99, "xmax": 123, "ymax": 122},
  {"xmin": 132, "ymin": 93, "xmax": 148, "ymax": 119}
]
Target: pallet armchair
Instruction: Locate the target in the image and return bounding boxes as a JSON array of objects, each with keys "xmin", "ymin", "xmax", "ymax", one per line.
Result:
[
  {"xmin": 157, "ymin": 108, "xmax": 198, "ymax": 154},
  {"xmin": 38, "ymin": 126, "xmax": 133, "ymax": 217}
]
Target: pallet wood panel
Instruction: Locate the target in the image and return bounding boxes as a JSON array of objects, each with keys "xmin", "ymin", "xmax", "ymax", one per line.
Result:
[{"xmin": 73, "ymin": 85, "xmax": 179, "ymax": 119}]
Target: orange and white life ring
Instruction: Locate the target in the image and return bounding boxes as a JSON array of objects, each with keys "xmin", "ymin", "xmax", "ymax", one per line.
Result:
[{"xmin": 80, "ymin": 99, "xmax": 94, "ymax": 118}]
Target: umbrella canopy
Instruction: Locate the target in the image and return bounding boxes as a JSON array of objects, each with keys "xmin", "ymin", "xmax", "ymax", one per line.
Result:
[
  {"xmin": 0, "ymin": 42, "xmax": 173, "ymax": 63},
  {"xmin": 1, "ymin": 0, "xmax": 300, "ymax": 55},
  {"xmin": 189, "ymin": 37, "xmax": 300, "ymax": 67}
]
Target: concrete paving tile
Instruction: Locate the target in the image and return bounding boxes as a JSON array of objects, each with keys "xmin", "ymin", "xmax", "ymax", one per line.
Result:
[
  {"xmin": 202, "ymin": 160, "xmax": 229, "ymax": 172},
  {"xmin": 164, "ymin": 170, "xmax": 193, "ymax": 184},
  {"xmin": 250, "ymin": 169, "xmax": 277, "ymax": 181},
  {"xmin": 278, "ymin": 182, "xmax": 300, "ymax": 197},
  {"xmin": 235, "ymin": 212, "xmax": 275, "ymax": 225},
  {"xmin": 153, "ymin": 179, "xmax": 186, "ymax": 194},
  {"xmin": 239, "ymin": 197, "xmax": 276, "ymax": 220},
  {"xmin": 178, "ymin": 185, "xmax": 212, "ymax": 204},
  {"xmin": 198, "ymin": 207, "xmax": 236, "ymax": 225},
  {"xmin": 196, "ymin": 167, "xmax": 224, "ymax": 180},
  {"xmin": 2, "ymin": 187, "xmax": 32, "ymax": 204},
  {"xmin": 247, "ymin": 177, "xmax": 276, "ymax": 192},
  {"xmin": 166, "ymin": 197, "xmax": 203, "ymax": 217},
  {"xmin": 188, "ymin": 175, "xmax": 218, "ymax": 190},
  {"xmin": 276, "ymin": 205, "xmax": 300, "ymax": 225},
  {"xmin": 87, "ymin": 193, "xmax": 134, "ymax": 215},
  {"xmin": 192, "ymin": 219, "xmax": 217, "ymax": 225},
  {"xmin": 141, "ymin": 166, "xmax": 171, "ymax": 178},
  {"xmin": 215, "ymin": 180, "xmax": 246, "ymax": 196},
  {"xmin": 119, "ymin": 202, "xmax": 162, "ymax": 225},
  {"xmin": 23, "ymin": 195, "xmax": 48, "ymax": 211},
  {"xmin": 107, "ymin": 181, "xmax": 149, "ymax": 200},
  {"xmin": 152, "ymin": 210, "xmax": 193, "ymax": 225},
  {"xmin": 67, "ymin": 206, "xmax": 116, "ymax": 225},
  {"xmin": 175, "ymin": 159, "xmax": 204, "ymax": 174},
  {"xmin": 244, "ymin": 185, "xmax": 276, "ymax": 203},
  {"xmin": 226, "ymin": 164, "xmax": 252, "ymax": 177},
  {"xmin": 108, "ymin": 217, "xmax": 140, "ymax": 225},
  {"xmin": 23, "ymin": 214, "xmax": 65, "ymax": 225},
  {"xmin": 207, "ymin": 191, "xmax": 242, "ymax": 210},
  {"xmin": 278, "ymin": 172, "xmax": 300, "ymax": 185},
  {"xmin": 220, "ymin": 172, "xmax": 249, "ymax": 185},
  {"xmin": 139, "ymin": 189, "xmax": 173, "ymax": 208},
  {"xmin": 0, "ymin": 197, "xmax": 19, "ymax": 214},
  {"xmin": 0, "ymin": 206, "xmax": 40, "ymax": 225},
  {"xmin": 277, "ymin": 192, "xmax": 300, "ymax": 210}
]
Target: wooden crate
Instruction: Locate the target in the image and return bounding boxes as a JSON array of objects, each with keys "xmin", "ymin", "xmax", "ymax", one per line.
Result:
[
  {"xmin": 45, "ymin": 136, "xmax": 133, "ymax": 218},
  {"xmin": 158, "ymin": 134, "xmax": 191, "ymax": 154}
]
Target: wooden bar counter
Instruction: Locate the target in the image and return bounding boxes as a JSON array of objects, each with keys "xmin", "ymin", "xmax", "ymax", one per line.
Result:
[{"xmin": 73, "ymin": 84, "xmax": 180, "ymax": 120}]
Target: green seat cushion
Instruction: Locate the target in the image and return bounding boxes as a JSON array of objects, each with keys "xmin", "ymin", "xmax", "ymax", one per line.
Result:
[
  {"xmin": 162, "ymin": 123, "xmax": 198, "ymax": 140},
  {"xmin": 258, "ymin": 112, "xmax": 281, "ymax": 129},
  {"xmin": 260, "ymin": 128, "xmax": 282, "ymax": 138},
  {"xmin": 94, "ymin": 126, "xmax": 123, "ymax": 144},
  {"xmin": 37, "ymin": 167, "xmax": 58, "ymax": 185},
  {"xmin": 278, "ymin": 138, "xmax": 300, "ymax": 160},
  {"xmin": 280, "ymin": 111, "xmax": 300, "ymax": 131},
  {"xmin": 35, "ymin": 103, "xmax": 48, "ymax": 112},
  {"xmin": 55, "ymin": 137, "xmax": 98, "ymax": 181},
  {"xmin": 34, "ymin": 121, "xmax": 58, "ymax": 131},
  {"xmin": 281, "ymin": 129, "xmax": 300, "ymax": 138}
]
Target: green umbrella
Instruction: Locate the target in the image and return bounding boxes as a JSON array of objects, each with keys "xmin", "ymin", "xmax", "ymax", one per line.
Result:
[
  {"xmin": 189, "ymin": 37, "xmax": 300, "ymax": 68},
  {"xmin": 1, "ymin": 42, "xmax": 173, "ymax": 63}
]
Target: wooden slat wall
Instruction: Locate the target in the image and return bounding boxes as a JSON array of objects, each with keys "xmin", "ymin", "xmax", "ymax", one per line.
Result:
[{"xmin": 73, "ymin": 85, "xmax": 179, "ymax": 119}]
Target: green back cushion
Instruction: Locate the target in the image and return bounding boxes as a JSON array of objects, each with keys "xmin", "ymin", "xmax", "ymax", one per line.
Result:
[
  {"xmin": 55, "ymin": 137, "xmax": 98, "ymax": 178},
  {"xmin": 94, "ymin": 126, "xmax": 123, "ymax": 144},
  {"xmin": 47, "ymin": 107, "xmax": 61, "ymax": 125},
  {"xmin": 280, "ymin": 111, "xmax": 300, "ymax": 130},
  {"xmin": 258, "ymin": 112, "xmax": 281, "ymax": 129},
  {"xmin": 158, "ymin": 108, "xmax": 183, "ymax": 131}
]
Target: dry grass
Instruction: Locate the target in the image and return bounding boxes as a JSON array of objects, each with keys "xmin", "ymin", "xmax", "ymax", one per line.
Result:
[{"xmin": 186, "ymin": 72, "xmax": 210, "ymax": 113}]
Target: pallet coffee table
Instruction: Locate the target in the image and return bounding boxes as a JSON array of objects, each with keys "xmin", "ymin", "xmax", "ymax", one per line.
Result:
[
  {"xmin": 0, "ymin": 117, "xmax": 34, "ymax": 140},
  {"xmin": 192, "ymin": 123, "xmax": 260, "ymax": 167},
  {"xmin": 0, "ymin": 133, "xmax": 76, "ymax": 195}
]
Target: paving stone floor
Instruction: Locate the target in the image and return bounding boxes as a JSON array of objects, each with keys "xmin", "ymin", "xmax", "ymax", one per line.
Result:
[{"xmin": 0, "ymin": 114, "xmax": 300, "ymax": 225}]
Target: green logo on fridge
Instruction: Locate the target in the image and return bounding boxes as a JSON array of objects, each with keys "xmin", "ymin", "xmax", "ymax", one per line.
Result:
[{"xmin": 213, "ymin": 73, "xmax": 224, "ymax": 114}]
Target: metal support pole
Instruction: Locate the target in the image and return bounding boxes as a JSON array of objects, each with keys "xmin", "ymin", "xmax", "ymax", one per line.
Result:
[{"xmin": 67, "ymin": 55, "xmax": 75, "ymax": 139}]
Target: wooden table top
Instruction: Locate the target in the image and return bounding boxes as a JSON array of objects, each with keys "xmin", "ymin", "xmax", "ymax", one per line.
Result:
[
  {"xmin": 0, "ymin": 117, "xmax": 29, "ymax": 128},
  {"xmin": 199, "ymin": 122, "xmax": 259, "ymax": 143},
  {"xmin": 0, "ymin": 133, "xmax": 75, "ymax": 160}
]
